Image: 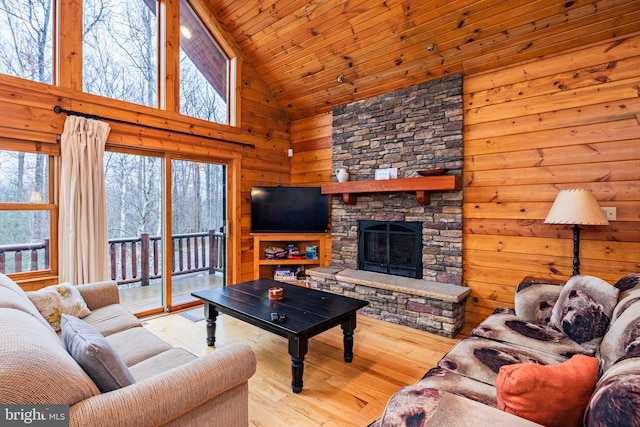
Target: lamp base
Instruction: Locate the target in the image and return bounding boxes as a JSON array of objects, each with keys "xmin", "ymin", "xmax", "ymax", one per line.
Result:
[{"xmin": 572, "ymin": 224, "xmax": 582, "ymax": 276}]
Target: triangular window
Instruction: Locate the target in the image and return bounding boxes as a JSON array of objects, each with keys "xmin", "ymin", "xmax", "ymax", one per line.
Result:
[{"xmin": 179, "ymin": 0, "xmax": 230, "ymax": 125}]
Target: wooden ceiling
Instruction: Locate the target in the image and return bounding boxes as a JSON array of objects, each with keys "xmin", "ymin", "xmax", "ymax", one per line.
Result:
[{"xmin": 204, "ymin": 0, "xmax": 640, "ymax": 121}]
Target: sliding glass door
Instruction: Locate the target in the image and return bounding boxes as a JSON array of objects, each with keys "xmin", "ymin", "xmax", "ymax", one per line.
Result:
[
  {"xmin": 104, "ymin": 151, "xmax": 164, "ymax": 313},
  {"xmin": 169, "ymin": 158, "xmax": 226, "ymax": 308},
  {"xmin": 104, "ymin": 151, "xmax": 227, "ymax": 315}
]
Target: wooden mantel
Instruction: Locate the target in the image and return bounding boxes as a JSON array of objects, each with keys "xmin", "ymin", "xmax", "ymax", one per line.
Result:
[{"xmin": 321, "ymin": 175, "xmax": 461, "ymax": 205}]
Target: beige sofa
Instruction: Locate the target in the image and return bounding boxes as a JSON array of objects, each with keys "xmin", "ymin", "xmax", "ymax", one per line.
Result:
[{"xmin": 0, "ymin": 273, "xmax": 256, "ymax": 427}]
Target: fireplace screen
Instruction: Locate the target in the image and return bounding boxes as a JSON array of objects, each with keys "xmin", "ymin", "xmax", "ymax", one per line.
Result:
[{"xmin": 358, "ymin": 221, "xmax": 422, "ymax": 279}]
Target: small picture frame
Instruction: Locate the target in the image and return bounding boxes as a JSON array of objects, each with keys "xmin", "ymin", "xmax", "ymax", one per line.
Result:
[
  {"xmin": 375, "ymin": 168, "xmax": 398, "ymax": 180},
  {"xmin": 375, "ymin": 169, "xmax": 390, "ymax": 180}
]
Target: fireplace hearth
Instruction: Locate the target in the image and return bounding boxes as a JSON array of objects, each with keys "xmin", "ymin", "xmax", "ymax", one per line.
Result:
[{"xmin": 358, "ymin": 220, "xmax": 422, "ymax": 279}]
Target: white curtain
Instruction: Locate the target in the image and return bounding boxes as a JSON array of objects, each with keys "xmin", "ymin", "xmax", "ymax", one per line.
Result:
[{"xmin": 59, "ymin": 115, "xmax": 111, "ymax": 284}]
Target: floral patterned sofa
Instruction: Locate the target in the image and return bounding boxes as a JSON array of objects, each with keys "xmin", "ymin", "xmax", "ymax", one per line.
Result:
[{"xmin": 372, "ymin": 273, "xmax": 640, "ymax": 427}]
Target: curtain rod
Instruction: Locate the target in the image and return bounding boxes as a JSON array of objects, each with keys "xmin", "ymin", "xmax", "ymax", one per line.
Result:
[{"xmin": 53, "ymin": 105, "xmax": 255, "ymax": 149}]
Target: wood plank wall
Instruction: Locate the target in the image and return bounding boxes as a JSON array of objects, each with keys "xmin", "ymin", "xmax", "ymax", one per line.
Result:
[
  {"xmin": 290, "ymin": 112, "xmax": 333, "ymax": 263},
  {"xmin": 463, "ymin": 34, "xmax": 640, "ymax": 326},
  {"xmin": 291, "ymin": 34, "xmax": 640, "ymax": 331},
  {"xmin": 237, "ymin": 63, "xmax": 291, "ymax": 283},
  {"xmin": 290, "ymin": 112, "xmax": 333, "ymax": 185}
]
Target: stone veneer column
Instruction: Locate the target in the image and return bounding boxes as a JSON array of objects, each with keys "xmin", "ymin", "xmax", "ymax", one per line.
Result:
[{"xmin": 330, "ymin": 74, "xmax": 464, "ymax": 285}]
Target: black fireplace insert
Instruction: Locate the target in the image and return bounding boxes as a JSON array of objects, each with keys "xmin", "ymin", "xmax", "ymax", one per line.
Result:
[{"xmin": 358, "ymin": 220, "xmax": 422, "ymax": 279}]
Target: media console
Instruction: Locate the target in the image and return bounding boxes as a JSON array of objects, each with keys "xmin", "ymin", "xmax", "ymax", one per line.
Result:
[{"xmin": 252, "ymin": 232, "xmax": 329, "ymax": 282}]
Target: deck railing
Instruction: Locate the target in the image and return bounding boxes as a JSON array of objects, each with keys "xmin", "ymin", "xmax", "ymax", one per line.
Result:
[
  {"xmin": 0, "ymin": 240, "xmax": 50, "ymax": 273},
  {"xmin": 0, "ymin": 230, "xmax": 224, "ymax": 286}
]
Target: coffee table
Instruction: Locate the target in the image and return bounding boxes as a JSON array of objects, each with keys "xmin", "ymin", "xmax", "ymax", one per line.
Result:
[{"xmin": 191, "ymin": 279, "xmax": 369, "ymax": 393}]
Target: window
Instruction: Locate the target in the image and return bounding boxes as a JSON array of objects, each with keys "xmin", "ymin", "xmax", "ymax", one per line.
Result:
[
  {"xmin": 0, "ymin": 0, "xmax": 53, "ymax": 83},
  {"xmin": 0, "ymin": 150, "xmax": 53, "ymax": 275},
  {"xmin": 179, "ymin": 0, "xmax": 229, "ymax": 124},
  {"xmin": 0, "ymin": 0, "xmax": 237, "ymax": 125},
  {"xmin": 83, "ymin": 0, "xmax": 158, "ymax": 108}
]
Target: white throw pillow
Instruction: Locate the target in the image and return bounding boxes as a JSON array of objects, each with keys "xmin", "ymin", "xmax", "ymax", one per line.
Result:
[{"xmin": 27, "ymin": 283, "xmax": 91, "ymax": 331}]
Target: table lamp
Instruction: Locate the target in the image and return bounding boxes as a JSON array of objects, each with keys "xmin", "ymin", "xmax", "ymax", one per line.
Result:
[{"xmin": 544, "ymin": 189, "xmax": 609, "ymax": 276}]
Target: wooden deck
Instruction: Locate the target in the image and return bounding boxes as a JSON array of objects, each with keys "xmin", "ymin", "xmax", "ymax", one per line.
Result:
[{"xmin": 118, "ymin": 272, "xmax": 224, "ymax": 314}]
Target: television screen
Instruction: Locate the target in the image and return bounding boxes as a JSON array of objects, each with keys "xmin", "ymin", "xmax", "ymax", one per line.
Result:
[{"xmin": 250, "ymin": 186, "xmax": 329, "ymax": 233}]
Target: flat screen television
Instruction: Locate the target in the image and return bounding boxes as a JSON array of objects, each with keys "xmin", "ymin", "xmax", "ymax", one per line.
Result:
[{"xmin": 250, "ymin": 186, "xmax": 329, "ymax": 233}]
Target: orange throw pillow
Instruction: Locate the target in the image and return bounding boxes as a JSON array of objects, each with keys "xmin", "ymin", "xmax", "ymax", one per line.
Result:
[{"xmin": 495, "ymin": 354, "xmax": 598, "ymax": 427}]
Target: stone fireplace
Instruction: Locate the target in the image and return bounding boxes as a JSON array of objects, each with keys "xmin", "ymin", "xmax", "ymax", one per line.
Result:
[
  {"xmin": 307, "ymin": 74, "xmax": 469, "ymax": 338},
  {"xmin": 330, "ymin": 74, "xmax": 464, "ymax": 286}
]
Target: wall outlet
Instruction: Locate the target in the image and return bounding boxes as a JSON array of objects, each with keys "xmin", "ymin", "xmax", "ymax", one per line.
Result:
[{"xmin": 601, "ymin": 207, "xmax": 617, "ymax": 221}]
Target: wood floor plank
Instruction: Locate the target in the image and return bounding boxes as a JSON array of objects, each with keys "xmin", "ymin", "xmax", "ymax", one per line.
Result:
[{"xmin": 143, "ymin": 309, "xmax": 462, "ymax": 426}]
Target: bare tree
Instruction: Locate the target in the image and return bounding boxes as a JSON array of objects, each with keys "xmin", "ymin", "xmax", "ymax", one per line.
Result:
[
  {"xmin": 32, "ymin": 155, "xmax": 45, "ymax": 241},
  {"xmin": 180, "ymin": 57, "xmax": 226, "ymax": 123},
  {"xmin": 0, "ymin": 0, "xmax": 52, "ymax": 82},
  {"xmin": 135, "ymin": 155, "xmax": 161, "ymax": 236},
  {"xmin": 104, "ymin": 152, "xmax": 161, "ymax": 238},
  {"xmin": 83, "ymin": 0, "xmax": 157, "ymax": 106},
  {"xmin": 0, "ymin": 151, "xmax": 46, "ymax": 247}
]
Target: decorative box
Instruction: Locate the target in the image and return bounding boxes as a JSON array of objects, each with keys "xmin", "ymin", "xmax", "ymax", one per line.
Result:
[
  {"xmin": 264, "ymin": 246, "xmax": 287, "ymax": 259},
  {"xmin": 284, "ymin": 243, "xmax": 300, "ymax": 257},
  {"xmin": 305, "ymin": 245, "xmax": 318, "ymax": 260},
  {"xmin": 273, "ymin": 268, "xmax": 298, "ymax": 284}
]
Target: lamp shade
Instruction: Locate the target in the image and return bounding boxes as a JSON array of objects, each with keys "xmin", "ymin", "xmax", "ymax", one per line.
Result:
[{"xmin": 544, "ymin": 189, "xmax": 610, "ymax": 225}]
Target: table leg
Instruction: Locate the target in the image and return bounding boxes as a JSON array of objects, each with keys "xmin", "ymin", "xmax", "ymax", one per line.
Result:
[
  {"xmin": 341, "ymin": 312, "xmax": 357, "ymax": 362},
  {"xmin": 204, "ymin": 303, "xmax": 218, "ymax": 347},
  {"xmin": 288, "ymin": 336, "xmax": 309, "ymax": 393}
]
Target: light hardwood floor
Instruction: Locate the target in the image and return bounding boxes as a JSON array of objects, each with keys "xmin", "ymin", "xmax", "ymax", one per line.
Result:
[{"xmin": 143, "ymin": 309, "xmax": 465, "ymax": 427}]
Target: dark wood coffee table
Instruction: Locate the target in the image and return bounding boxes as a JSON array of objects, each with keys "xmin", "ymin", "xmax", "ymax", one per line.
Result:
[{"xmin": 192, "ymin": 279, "xmax": 369, "ymax": 393}]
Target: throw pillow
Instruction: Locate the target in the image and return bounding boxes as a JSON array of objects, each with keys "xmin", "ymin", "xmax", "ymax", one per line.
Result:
[
  {"xmin": 61, "ymin": 314, "xmax": 136, "ymax": 392},
  {"xmin": 27, "ymin": 283, "xmax": 91, "ymax": 331},
  {"xmin": 496, "ymin": 354, "xmax": 598, "ymax": 427},
  {"xmin": 549, "ymin": 275, "xmax": 618, "ymax": 350},
  {"xmin": 514, "ymin": 279, "xmax": 563, "ymax": 325}
]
